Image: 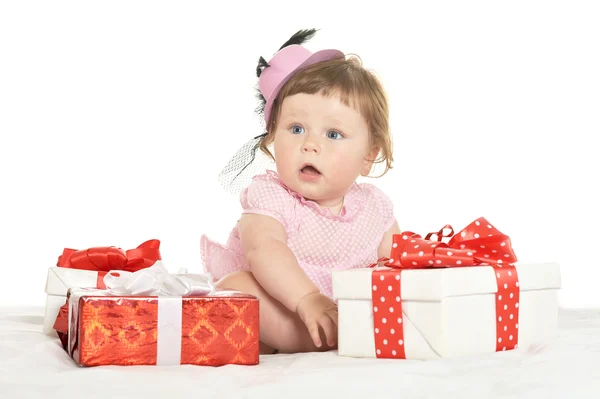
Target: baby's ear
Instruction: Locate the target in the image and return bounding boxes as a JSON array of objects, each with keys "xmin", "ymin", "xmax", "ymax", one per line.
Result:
[{"xmin": 361, "ymin": 146, "xmax": 380, "ymax": 176}]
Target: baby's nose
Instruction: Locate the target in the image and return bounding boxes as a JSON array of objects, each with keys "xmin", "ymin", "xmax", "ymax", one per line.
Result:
[{"xmin": 302, "ymin": 137, "xmax": 320, "ymax": 153}]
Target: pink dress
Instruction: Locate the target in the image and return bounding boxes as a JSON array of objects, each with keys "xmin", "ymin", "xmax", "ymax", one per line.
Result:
[{"xmin": 200, "ymin": 170, "xmax": 396, "ymax": 298}]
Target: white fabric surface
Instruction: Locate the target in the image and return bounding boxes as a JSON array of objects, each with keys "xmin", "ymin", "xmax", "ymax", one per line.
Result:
[{"xmin": 1, "ymin": 307, "xmax": 599, "ymax": 399}]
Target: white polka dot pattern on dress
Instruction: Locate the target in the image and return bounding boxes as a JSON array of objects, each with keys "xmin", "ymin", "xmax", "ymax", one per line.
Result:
[
  {"xmin": 203, "ymin": 171, "xmax": 397, "ymax": 298},
  {"xmin": 371, "ymin": 269, "xmax": 405, "ymax": 359}
]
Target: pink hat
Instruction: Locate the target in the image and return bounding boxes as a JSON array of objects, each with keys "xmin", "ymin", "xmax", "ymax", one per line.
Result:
[{"xmin": 259, "ymin": 44, "xmax": 344, "ymax": 124}]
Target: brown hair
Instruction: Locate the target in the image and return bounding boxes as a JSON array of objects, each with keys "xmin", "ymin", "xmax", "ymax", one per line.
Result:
[{"xmin": 258, "ymin": 55, "xmax": 393, "ymax": 177}]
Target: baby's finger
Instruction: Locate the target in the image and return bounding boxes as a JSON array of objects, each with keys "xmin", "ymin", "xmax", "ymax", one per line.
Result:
[
  {"xmin": 318, "ymin": 315, "xmax": 337, "ymax": 347},
  {"xmin": 327, "ymin": 308, "xmax": 339, "ymax": 327},
  {"xmin": 306, "ymin": 320, "xmax": 322, "ymax": 348}
]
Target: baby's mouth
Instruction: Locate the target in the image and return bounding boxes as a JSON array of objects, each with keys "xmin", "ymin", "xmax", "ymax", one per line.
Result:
[{"xmin": 300, "ymin": 164, "xmax": 321, "ymax": 176}]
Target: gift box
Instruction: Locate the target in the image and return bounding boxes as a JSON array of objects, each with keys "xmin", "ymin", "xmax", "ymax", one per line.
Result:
[
  {"xmin": 43, "ymin": 239, "xmax": 162, "ymax": 336},
  {"xmin": 332, "ymin": 217, "xmax": 561, "ymax": 360},
  {"xmin": 57, "ymin": 265, "xmax": 259, "ymax": 367}
]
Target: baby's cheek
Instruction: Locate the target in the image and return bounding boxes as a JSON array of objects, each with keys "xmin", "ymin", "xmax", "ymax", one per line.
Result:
[
  {"xmin": 329, "ymin": 152, "xmax": 363, "ymax": 181},
  {"xmin": 276, "ymin": 157, "xmax": 296, "ymax": 183},
  {"xmin": 274, "ymin": 145, "xmax": 295, "ymax": 174}
]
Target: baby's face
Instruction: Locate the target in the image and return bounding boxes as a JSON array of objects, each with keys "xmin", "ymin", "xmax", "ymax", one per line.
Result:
[{"xmin": 273, "ymin": 91, "xmax": 376, "ymax": 206}]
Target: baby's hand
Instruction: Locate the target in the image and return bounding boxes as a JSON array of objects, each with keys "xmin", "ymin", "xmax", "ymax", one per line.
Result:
[{"xmin": 296, "ymin": 292, "xmax": 338, "ymax": 349}]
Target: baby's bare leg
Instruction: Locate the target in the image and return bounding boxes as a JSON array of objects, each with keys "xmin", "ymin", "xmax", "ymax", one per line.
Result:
[{"xmin": 216, "ymin": 271, "xmax": 335, "ymax": 354}]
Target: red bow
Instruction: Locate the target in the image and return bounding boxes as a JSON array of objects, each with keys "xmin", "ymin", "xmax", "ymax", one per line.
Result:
[
  {"xmin": 373, "ymin": 217, "xmax": 517, "ymax": 269},
  {"xmin": 57, "ymin": 239, "xmax": 162, "ymax": 272}
]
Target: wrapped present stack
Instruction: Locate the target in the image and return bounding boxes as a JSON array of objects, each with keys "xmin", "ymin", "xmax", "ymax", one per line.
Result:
[
  {"xmin": 47, "ymin": 240, "xmax": 259, "ymax": 367},
  {"xmin": 332, "ymin": 217, "xmax": 561, "ymax": 360}
]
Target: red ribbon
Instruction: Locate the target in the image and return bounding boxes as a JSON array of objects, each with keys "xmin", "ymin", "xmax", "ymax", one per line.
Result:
[
  {"xmin": 57, "ymin": 239, "xmax": 162, "ymax": 273},
  {"xmin": 370, "ymin": 217, "xmax": 520, "ymax": 358}
]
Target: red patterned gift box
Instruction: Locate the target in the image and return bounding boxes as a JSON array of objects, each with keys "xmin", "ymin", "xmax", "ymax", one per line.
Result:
[
  {"xmin": 332, "ymin": 217, "xmax": 561, "ymax": 360},
  {"xmin": 61, "ymin": 288, "xmax": 259, "ymax": 366}
]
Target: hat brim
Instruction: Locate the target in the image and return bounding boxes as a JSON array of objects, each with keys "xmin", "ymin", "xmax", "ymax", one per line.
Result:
[{"xmin": 263, "ymin": 49, "xmax": 345, "ymax": 124}]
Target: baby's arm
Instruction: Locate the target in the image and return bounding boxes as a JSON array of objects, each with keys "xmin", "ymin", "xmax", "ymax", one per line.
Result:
[
  {"xmin": 238, "ymin": 213, "xmax": 319, "ymax": 311},
  {"xmin": 238, "ymin": 213, "xmax": 338, "ymax": 348},
  {"xmin": 378, "ymin": 220, "xmax": 401, "ymax": 259}
]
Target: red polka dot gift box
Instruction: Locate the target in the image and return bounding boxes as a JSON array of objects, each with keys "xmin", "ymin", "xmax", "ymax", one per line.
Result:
[{"xmin": 332, "ymin": 217, "xmax": 561, "ymax": 360}]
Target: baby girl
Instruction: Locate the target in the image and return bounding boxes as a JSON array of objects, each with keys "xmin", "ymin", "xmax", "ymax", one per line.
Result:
[{"xmin": 201, "ymin": 29, "xmax": 400, "ymax": 354}]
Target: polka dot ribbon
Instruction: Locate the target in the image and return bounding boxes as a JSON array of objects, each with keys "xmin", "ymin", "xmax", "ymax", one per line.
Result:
[{"xmin": 370, "ymin": 217, "xmax": 520, "ymax": 358}]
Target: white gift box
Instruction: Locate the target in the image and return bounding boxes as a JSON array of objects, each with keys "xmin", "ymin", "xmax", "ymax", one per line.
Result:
[
  {"xmin": 43, "ymin": 267, "xmax": 103, "ymax": 336},
  {"xmin": 332, "ymin": 262, "xmax": 561, "ymax": 360}
]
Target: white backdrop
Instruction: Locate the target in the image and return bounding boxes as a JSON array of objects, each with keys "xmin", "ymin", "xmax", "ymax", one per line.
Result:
[{"xmin": 1, "ymin": 1, "xmax": 598, "ymax": 308}]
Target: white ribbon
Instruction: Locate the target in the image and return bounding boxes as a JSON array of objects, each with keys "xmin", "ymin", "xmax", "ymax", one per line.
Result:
[
  {"xmin": 102, "ymin": 261, "xmax": 216, "ymax": 366},
  {"xmin": 102, "ymin": 261, "xmax": 216, "ymax": 297}
]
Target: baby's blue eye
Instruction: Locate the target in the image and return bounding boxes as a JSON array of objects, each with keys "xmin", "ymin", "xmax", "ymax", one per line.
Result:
[
  {"xmin": 291, "ymin": 125, "xmax": 304, "ymax": 135},
  {"xmin": 327, "ymin": 130, "xmax": 343, "ymax": 140}
]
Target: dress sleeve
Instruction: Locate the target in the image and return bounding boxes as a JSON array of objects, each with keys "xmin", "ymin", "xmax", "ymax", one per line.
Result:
[
  {"xmin": 363, "ymin": 183, "xmax": 396, "ymax": 232},
  {"xmin": 240, "ymin": 174, "xmax": 297, "ymax": 231}
]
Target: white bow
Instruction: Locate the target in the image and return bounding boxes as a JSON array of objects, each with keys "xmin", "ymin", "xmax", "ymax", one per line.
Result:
[{"xmin": 103, "ymin": 261, "xmax": 216, "ymax": 296}]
